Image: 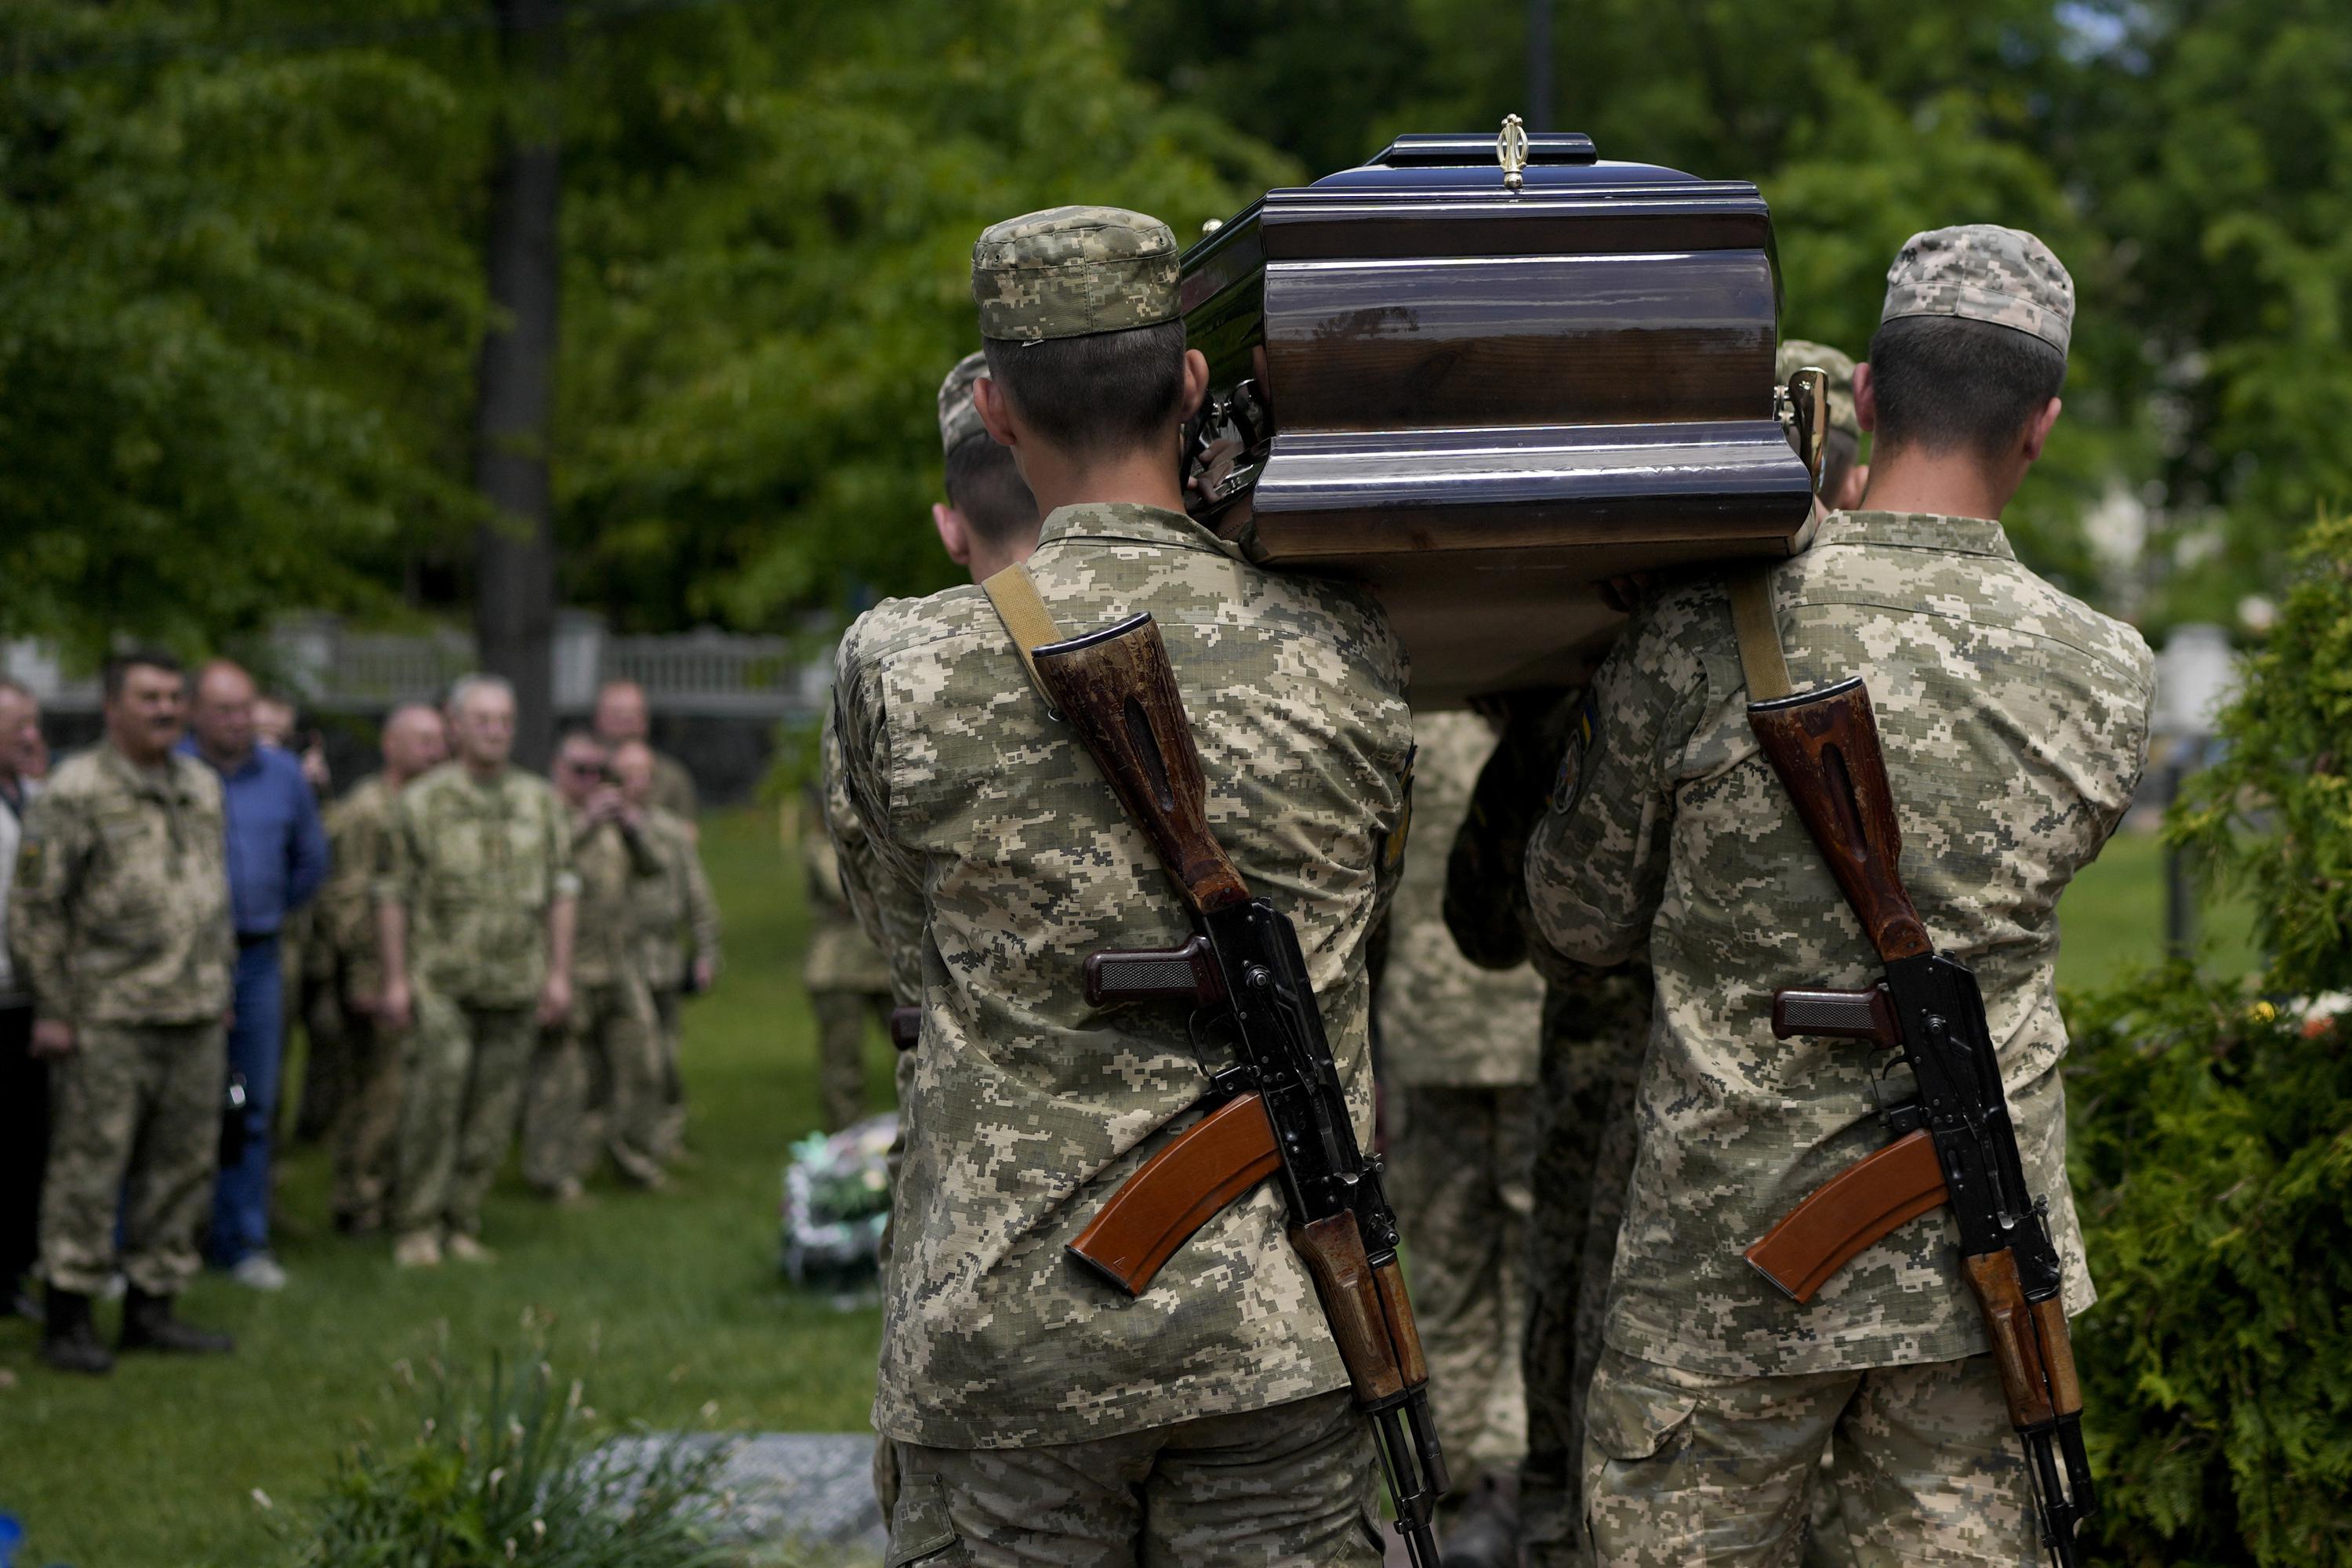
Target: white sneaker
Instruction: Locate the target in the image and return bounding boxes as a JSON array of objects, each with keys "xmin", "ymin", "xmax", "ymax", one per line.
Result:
[{"xmin": 228, "ymin": 1254, "xmax": 289, "ymax": 1291}]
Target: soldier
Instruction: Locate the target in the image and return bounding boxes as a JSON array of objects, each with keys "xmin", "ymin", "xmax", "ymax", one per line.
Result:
[
  {"xmin": 612, "ymin": 738, "xmax": 718, "ymax": 1162},
  {"xmin": 1524, "ymin": 226, "xmax": 2152, "ymax": 1560},
  {"xmin": 800, "ymin": 785, "xmax": 895, "ymax": 1134},
  {"xmin": 835, "ymin": 205, "xmax": 1411, "ymax": 1566},
  {"xmin": 1, "ymin": 679, "xmax": 47, "ymax": 1322},
  {"xmin": 590, "ymin": 680, "xmax": 697, "ymax": 830},
  {"xmin": 12, "ymin": 651, "xmax": 238, "ymax": 1373},
  {"xmin": 1443, "ymin": 693, "xmax": 1653, "ymax": 1568},
  {"xmin": 522, "ymin": 728, "xmax": 665, "ymax": 1198},
  {"xmin": 1377, "ymin": 709, "xmax": 1544, "ymax": 1565},
  {"xmin": 1777, "ymin": 339, "xmax": 1871, "ymax": 514},
  {"xmin": 318, "ymin": 703, "xmax": 447, "ymax": 1235},
  {"xmin": 376, "ymin": 673, "xmax": 579, "ymax": 1268}
]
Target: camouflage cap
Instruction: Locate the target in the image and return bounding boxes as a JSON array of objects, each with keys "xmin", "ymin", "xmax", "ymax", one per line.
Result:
[
  {"xmin": 937, "ymin": 350, "xmax": 989, "ymax": 455},
  {"xmin": 1776, "ymin": 339, "xmax": 1859, "ymax": 440},
  {"xmin": 972, "ymin": 205, "xmax": 1180, "ymax": 343},
  {"xmin": 1881, "ymin": 224, "xmax": 2073, "ymax": 356}
]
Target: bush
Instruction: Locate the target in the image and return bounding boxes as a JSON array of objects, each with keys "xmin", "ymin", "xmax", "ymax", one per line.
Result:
[
  {"xmin": 274, "ymin": 1327, "xmax": 739, "ymax": 1568},
  {"xmin": 2066, "ymin": 510, "xmax": 2352, "ymax": 1565}
]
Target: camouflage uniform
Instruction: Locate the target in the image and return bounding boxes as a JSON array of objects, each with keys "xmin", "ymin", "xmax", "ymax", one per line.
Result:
[
  {"xmin": 1377, "ymin": 711, "xmax": 1544, "ymax": 1490},
  {"xmin": 319, "ymin": 774, "xmax": 405, "ymax": 1226},
  {"xmin": 646, "ymin": 749, "xmax": 698, "ymax": 823},
  {"xmin": 378, "ymin": 762, "xmax": 579, "ymax": 1243},
  {"xmin": 1523, "ymin": 228, "xmax": 2147, "ymax": 1566},
  {"xmin": 524, "ymin": 812, "xmax": 662, "ymax": 1189},
  {"xmin": 1443, "ymin": 692, "xmax": 1653, "ymax": 1565},
  {"xmin": 634, "ymin": 804, "xmax": 719, "ymax": 1160},
  {"xmin": 10, "ymin": 747, "xmax": 234, "ymax": 1297},
  {"xmin": 801, "ymin": 807, "xmax": 893, "ymax": 1133}
]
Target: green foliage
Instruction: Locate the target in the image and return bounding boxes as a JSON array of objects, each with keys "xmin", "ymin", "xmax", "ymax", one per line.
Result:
[
  {"xmin": 275, "ymin": 1326, "xmax": 735, "ymax": 1568},
  {"xmin": 2067, "ymin": 975, "xmax": 2352, "ymax": 1566},
  {"xmin": 2169, "ymin": 511, "xmax": 2352, "ymax": 995}
]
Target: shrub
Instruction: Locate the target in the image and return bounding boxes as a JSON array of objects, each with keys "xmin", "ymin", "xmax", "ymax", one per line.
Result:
[{"xmin": 274, "ymin": 1328, "xmax": 739, "ymax": 1568}]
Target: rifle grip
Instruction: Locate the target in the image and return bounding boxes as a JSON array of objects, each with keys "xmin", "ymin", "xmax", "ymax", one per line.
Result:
[
  {"xmin": 1745, "ymin": 1129, "xmax": 1947, "ymax": 1302},
  {"xmin": 888, "ymin": 1006, "xmax": 921, "ymax": 1051},
  {"xmin": 1290, "ymin": 1213, "xmax": 1407, "ymax": 1406},
  {"xmin": 1965, "ymin": 1250, "xmax": 2060, "ymax": 1429},
  {"xmin": 1084, "ymin": 936, "xmax": 1225, "ymax": 1007},
  {"xmin": 1746, "ymin": 678, "xmax": 1932, "ymax": 963},
  {"xmin": 1773, "ymin": 986, "xmax": 1900, "ymax": 1046},
  {"xmin": 1029, "ymin": 614, "xmax": 1250, "ymax": 915},
  {"xmin": 1066, "ymin": 1094, "xmax": 1280, "ymax": 1296}
]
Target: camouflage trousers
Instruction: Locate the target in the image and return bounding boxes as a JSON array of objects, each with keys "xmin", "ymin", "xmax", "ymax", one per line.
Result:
[
  {"xmin": 1523, "ymin": 971, "xmax": 1650, "ymax": 1568},
  {"xmin": 811, "ymin": 987, "xmax": 887, "ymax": 1133},
  {"xmin": 523, "ymin": 975, "xmax": 664, "ymax": 1190},
  {"xmin": 392, "ymin": 993, "xmax": 535, "ymax": 1241},
  {"xmin": 648, "ymin": 985, "xmax": 689, "ymax": 1160},
  {"xmin": 328, "ymin": 1007, "xmax": 403, "ymax": 1229},
  {"xmin": 41, "ymin": 1021, "xmax": 226, "ymax": 1297},
  {"xmin": 1391, "ymin": 1082, "xmax": 1537, "ymax": 1487},
  {"xmin": 887, "ymin": 1388, "xmax": 1383, "ymax": 1566},
  {"xmin": 1581, "ymin": 1347, "xmax": 2045, "ymax": 1566}
]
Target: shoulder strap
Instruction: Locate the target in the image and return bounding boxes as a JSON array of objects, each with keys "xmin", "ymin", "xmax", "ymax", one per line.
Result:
[
  {"xmin": 981, "ymin": 562, "xmax": 1065, "ymax": 707},
  {"xmin": 1728, "ymin": 566, "xmax": 1794, "ymax": 702}
]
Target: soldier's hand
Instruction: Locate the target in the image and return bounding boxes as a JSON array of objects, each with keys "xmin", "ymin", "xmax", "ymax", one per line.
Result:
[
  {"xmin": 30, "ymin": 1019, "xmax": 74, "ymax": 1059},
  {"xmin": 379, "ymin": 980, "xmax": 414, "ymax": 1033},
  {"xmin": 692, "ymin": 956, "xmax": 716, "ymax": 993},
  {"xmin": 538, "ymin": 972, "xmax": 573, "ymax": 1028}
]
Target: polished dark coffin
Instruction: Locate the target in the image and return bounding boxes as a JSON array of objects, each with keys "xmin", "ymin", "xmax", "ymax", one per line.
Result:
[{"xmin": 1181, "ymin": 132, "xmax": 1813, "ymax": 706}]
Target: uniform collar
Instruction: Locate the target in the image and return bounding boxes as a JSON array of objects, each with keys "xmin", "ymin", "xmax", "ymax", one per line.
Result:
[
  {"xmin": 101, "ymin": 742, "xmax": 197, "ymax": 801},
  {"xmin": 1033, "ymin": 502, "xmax": 1243, "ymax": 563},
  {"xmin": 1817, "ymin": 510, "xmax": 2017, "ymax": 561}
]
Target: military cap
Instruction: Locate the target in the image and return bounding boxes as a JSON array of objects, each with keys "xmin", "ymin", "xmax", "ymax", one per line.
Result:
[
  {"xmin": 1881, "ymin": 224, "xmax": 2073, "ymax": 357},
  {"xmin": 972, "ymin": 205, "xmax": 1180, "ymax": 343},
  {"xmin": 1776, "ymin": 339, "xmax": 1859, "ymax": 440},
  {"xmin": 937, "ymin": 350, "xmax": 989, "ymax": 455}
]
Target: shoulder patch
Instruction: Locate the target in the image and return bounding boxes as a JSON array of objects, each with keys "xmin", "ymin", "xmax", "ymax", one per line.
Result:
[{"xmin": 1548, "ymin": 695, "xmax": 1600, "ymax": 817}]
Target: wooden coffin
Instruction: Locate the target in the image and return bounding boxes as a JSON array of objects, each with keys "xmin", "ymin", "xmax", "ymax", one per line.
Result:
[{"xmin": 1180, "ymin": 130, "xmax": 1813, "ymax": 707}]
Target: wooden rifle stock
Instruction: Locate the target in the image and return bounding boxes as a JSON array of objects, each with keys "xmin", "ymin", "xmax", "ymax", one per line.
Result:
[
  {"xmin": 1068, "ymin": 1094, "xmax": 1282, "ymax": 1294},
  {"xmin": 1028, "ymin": 614, "xmax": 1250, "ymax": 915},
  {"xmin": 1746, "ymin": 677, "xmax": 1931, "ymax": 962}
]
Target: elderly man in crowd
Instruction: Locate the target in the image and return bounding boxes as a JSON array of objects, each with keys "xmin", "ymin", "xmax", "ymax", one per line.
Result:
[
  {"xmin": 0, "ymin": 679, "xmax": 48, "ymax": 1320},
  {"xmin": 180, "ymin": 659, "xmax": 328, "ymax": 1292},
  {"xmin": 590, "ymin": 679, "xmax": 697, "ymax": 829}
]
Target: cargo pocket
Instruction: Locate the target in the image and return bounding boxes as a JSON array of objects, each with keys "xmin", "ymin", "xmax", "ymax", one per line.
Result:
[
  {"xmin": 1581, "ymin": 1349, "xmax": 1701, "ymax": 1564},
  {"xmin": 884, "ymin": 1470, "xmax": 961, "ymax": 1566}
]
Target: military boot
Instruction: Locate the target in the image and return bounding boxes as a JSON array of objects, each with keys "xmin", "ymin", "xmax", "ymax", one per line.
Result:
[
  {"xmin": 118, "ymin": 1287, "xmax": 235, "ymax": 1355},
  {"xmin": 42, "ymin": 1287, "xmax": 114, "ymax": 1375}
]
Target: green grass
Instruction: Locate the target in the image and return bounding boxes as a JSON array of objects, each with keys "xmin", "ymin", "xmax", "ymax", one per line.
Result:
[
  {"xmin": 0, "ymin": 809, "xmax": 897, "ymax": 1568},
  {"xmin": 0, "ymin": 816, "xmax": 2257, "ymax": 1566}
]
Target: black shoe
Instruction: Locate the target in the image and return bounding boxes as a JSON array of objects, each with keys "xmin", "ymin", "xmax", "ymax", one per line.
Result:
[
  {"xmin": 118, "ymin": 1287, "xmax": 234, "ymax": 1355},
  {"xmin": 41, "ymin": 1287, "xmax": 114, "ymax": 1375},
  {"xmin": 1441, "ymin": 1473, "xmax": 1521, "ymax": 1568}
]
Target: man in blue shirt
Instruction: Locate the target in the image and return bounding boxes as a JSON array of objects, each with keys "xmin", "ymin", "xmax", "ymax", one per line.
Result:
[{"xmin": 181, "ymin": 659, "xmax": 328, "ymax": 1289}]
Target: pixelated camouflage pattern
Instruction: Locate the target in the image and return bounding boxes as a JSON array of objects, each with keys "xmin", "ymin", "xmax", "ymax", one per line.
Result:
[
  {"xmin": 938, "ymin": 350, "xmax": 990, "ymax": 456},
  {"xmin": 376, "ymin": 764, "xmax": 579, "ymax": 1010},
  {"xmin": 824, "ymin": 713, "xmax": 926, "ymax": 1005},
  {"xmin": 1525, "ymin": 510, "xmax": 2152, "ymax": 1377},
  {"xmin": 523, "ymin": 971, "xmax": 662, "ymax": 1189},
  {"xmin": 1881, "ymin": 224, "xmax": 2074, "ymax": 355},
  {"xmin": 1378, "ymin": 710, "xmax": 1543, "ymax": 1087},
  {"xmin": 320, "ymin": 774, "xmax": 396, "ymax": 1000},
  {"xmin": 392, "ymin": 996, "xmax": 535, "ymax": 1240},
  {"xmin": 1776, "ymin": 339, "xmax": 1860, "ymax": 442},
  {"xmin": 635, "ymin": 805, "xmax": 720, "ymax": 992},
  {"xmin": 803, "ymin": 808, "xmax": 895, "ymax": 996},
  {"xmin": 834, "ymin": 501, "xmax": 1411, "ymax": 1447},
  {"xmin": 1581, "ymin": 1346, "xmax": 2042, "ymax": 1564},
  {"xmin": 889, "ymin": 1388, "xmax": 1381, "ymax": 1565},
  {"xmin": 329, "ymin": 1012, "xmax": 402, "ymax": 1227},
  {"xmin": 9, "ymin": 746, "xmax": 234, "ymax": 1026},
  {"xmin": 38, "ymin": 1020, "xmax": 226, "ymax": 1296},
  {"xmin": 570, "ymin": 815, "xmax": 659, "ymax": 989},
  {"xmin": 971, "ymin": 206, "xmax": 1181, "ymax": 343},
  {"xmin": 1392, "ymin": 1083, "xmax": 1535, "ymax": 1482}
]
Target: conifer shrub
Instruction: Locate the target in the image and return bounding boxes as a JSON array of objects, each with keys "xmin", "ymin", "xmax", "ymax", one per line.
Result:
[{"xmin": 2067, "ymin": 512, "xmax": 2352, "ymax": 1565}]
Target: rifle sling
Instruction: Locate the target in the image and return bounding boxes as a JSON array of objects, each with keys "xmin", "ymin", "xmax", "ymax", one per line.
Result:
[
  {"xmin": 982, "ymin": 561, "xmax": 1065, "ymax": 705},
  {"xmin": 1729, "ymin": 566, "xmax": 1794, "ymax": 702}
]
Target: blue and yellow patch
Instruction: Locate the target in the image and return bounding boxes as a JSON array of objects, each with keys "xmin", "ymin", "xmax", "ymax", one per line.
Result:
[{"xmin": 1548, "ymin": 695, "xmax": 1599, "ymax": 817}]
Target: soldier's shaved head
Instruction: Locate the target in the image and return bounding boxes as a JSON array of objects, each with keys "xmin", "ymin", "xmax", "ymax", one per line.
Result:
[
  {"xmin": 381, "ymin": 702, "xmax": 448, "ymax": 786},
  {"xmin": 189, "ymin": 659, "xmax": 257, "ymax": 768}
]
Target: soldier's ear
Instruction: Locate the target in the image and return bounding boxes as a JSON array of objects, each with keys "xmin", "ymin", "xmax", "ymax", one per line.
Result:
[
  {"xmin": 933, "ymin": 503, "xmax": 974, "ymax": 568},
  {"xmin": 1178, "ymin": 349, "xmax": 1210, "ymax": 423},
  {"xmin": 1852, "ymin": 362, "xmax": 1878, "ymax": 434},
  {"xmin": 2021, "ymin": 396, "xmax": 2063, "ymax": 463},
  {"xmin": 973, "ymin": 374, "xmax": 1020, "ymax": 451}
]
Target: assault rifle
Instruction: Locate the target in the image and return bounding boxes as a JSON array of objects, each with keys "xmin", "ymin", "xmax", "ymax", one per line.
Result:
[
  {"xmin": 1015, "ymin": 609, "xmax": 1449, "ymax": 1568},
  {"xmin": 1740, "ymin": 677, "xmax": 2095, "ymax": 1566}
]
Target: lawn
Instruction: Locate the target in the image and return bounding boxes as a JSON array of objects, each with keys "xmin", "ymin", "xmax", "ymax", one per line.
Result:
[
  {"xmin": 0, "ymin": 808, "xmax": 898, "ymax": 1568},
  {"xmin": 0, "ymin": 814, "xmax": 2252, "ymax": 1566}
]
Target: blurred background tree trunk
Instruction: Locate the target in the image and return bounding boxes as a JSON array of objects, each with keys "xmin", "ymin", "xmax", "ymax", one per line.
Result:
[{"xmin": 473, "ymin": 0, "xmax": 564, "ymax": 768}]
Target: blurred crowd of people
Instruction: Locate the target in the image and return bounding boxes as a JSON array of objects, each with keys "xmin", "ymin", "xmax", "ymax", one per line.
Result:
[{"xmin": 0, "ymin": 660, "xmax": 719, "ymax": 1375}]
